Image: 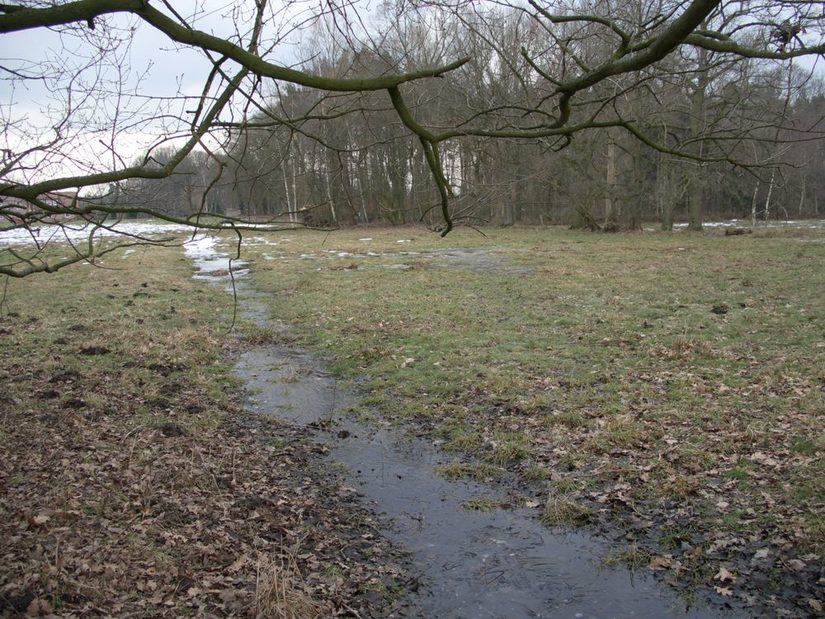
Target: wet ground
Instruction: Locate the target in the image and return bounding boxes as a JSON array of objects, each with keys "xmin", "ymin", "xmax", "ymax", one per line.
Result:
[
  {"xmin": 184, "ymin": 235, "xmax": 743, "ymax": 618},
  {"xmin": 328, "ymin": 424, "xmax": 733, "ymax": 618},
  {"xmin": 4, "ymin": 223, "xmax": 816, "ymax": 616},
  {"xmin": 259, "ymin": 246, "xmax": 532, "ymax": 274}
]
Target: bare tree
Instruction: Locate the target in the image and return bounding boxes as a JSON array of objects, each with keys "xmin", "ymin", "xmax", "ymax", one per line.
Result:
[{"xmin": 2, "ymin": 0, "xmax": 824, "ymax": 276}]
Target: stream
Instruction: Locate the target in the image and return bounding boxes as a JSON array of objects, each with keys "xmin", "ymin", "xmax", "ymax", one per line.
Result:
[{"xmin": 186, "ymin": 236, "xmax": 740, "ymax": 619}]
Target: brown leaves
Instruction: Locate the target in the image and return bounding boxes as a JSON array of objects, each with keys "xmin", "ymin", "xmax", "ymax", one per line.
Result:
[
  {"xmin": 0, "ymin": 252, "xmax": 410, "ymax": 618},
  {"xmin": 2, "ymin": 394, "xmax": 407, "ymax": 617},
  {"xmin": 25, "ymin": 598, "xmax": 54, "ymax": 615},
  {"xmin": 714, "ymin": 567, "xmax": 737, "ymax": 583},
  {"xmin": 30, "ymin": 514, "xmax": 50, "ymax": 527},
  {"xmin": 648, "ymin": 555, "xmax": 674, "ymax": 571}
]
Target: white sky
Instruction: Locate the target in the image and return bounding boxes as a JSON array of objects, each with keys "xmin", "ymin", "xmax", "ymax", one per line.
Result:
[{"xmin": 0, "ymin": 0, "xmax": 316, "ymax": 186}]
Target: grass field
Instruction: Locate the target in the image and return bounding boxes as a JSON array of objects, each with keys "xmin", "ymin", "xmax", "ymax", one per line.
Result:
[
  {"xmin": 236, "ymin": 225, "xmax": 824, "ymax": 614},
  {"xmin": 1, "ymin": 224, "xmax": 823, "ymax": 616}
]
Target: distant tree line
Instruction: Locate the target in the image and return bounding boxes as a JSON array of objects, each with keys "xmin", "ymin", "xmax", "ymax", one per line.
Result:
[
  {"xmin": 9, "ymin": 0, "xmax": 824, "ymax": 249},
  {"xmin": 110, "ymin": 3, "xmax": 824, "ymax": 232}
]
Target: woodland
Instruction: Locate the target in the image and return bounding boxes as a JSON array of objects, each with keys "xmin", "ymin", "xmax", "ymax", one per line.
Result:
[
  {"xmin": 1, "ymin": 0, "xmax": 825, "ymax": 262},
  {"xmin": 119, "ymin": 16, "xmax": 825, "ymax": 232}
]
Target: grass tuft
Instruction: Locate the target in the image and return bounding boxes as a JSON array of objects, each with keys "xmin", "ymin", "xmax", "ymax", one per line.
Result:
[
  {"xmin": 540, "ymin": 491, "xmax": 591, "ymax": 526},
  {"xmin": 435, "ymin": 461, "xmax": 502, "ymax": 481},
  {"xmin": 461, "ymin": 496, "xmax": 500, "ymax": 512},
  {"xmin": 255, "ymin": 553, "xmax": 330, "ymax": 619}
]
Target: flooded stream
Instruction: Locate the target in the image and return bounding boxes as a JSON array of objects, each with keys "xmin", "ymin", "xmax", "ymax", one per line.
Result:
[{"xmin": 188, "ymin": 236, "xmax": 740, "ymax": 619}]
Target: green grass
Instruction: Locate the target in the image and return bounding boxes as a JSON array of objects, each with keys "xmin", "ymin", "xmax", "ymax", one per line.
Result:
[
  {"xmin": 540, "ymin": 492, "xmax": 591, "ymax": 526},
  {"xmin": 603, "ymin": 543, "xmax": 654, "ymax": 569},
  {"xmin": 234, "ymin": 225, "xmax": 824, "ymax": 556}
]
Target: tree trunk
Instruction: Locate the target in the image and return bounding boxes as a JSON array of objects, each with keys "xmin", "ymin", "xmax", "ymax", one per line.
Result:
[
  {"xmin": 750, "ymin": 181, "xmax": 760, "ymax": 230},
  {"xmin": 687, "ymin": 47, "xmax": 709, "ymax": 232},
  {"xmin": 660, "ymin": 162, "xmax": 674, "ymax": 231},
  {"xmin": 764, "ymin": 169, "xmax": 775, "ymax": 222},
  {"xmin": 604, "ymin": 136, "xmax": 617, "ymax": 231}
]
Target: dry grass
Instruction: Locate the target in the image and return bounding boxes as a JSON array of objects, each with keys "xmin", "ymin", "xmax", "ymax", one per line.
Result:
[
  {"xmin": 255, "ymin": 553, "xmax": 330, "ymax": 619},
  {"xmin": 540, "ymin": 491, "xmax": 591, "ymax": 526}
]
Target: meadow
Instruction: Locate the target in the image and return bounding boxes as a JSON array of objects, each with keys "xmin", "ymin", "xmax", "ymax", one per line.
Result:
[
  {"xmin": 238, "ymin": 225, "xmax": 824, "ymax": 613},
  {"xmin": 1, "ymin": 224, "xmax": 823, "ymax": 616}
]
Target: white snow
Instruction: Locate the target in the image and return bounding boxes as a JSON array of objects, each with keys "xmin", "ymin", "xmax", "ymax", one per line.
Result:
[
  {"xmin": 181, "ymin": 233, "xmax": 219, "ymax": 262},
  {"xmin": 183, "ymin": 233, "xmax": 248, "ymax": 279},
  {"xmin": 0, "ymin": 221, "xmax": 192, "ymax": 247},
  {"xmin": 654, "ymin": 219, "xmax": 825, "ymax": 231}
]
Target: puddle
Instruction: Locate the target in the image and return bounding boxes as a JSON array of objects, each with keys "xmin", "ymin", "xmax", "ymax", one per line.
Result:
[
  {"xmin": 328, "ymin": 421, "xmax": 739, "ymax": 619},
  {"xmin": 244, "ymin": 245, "xmax": 531, "ymax": 275},
  {"xmin": 427, "ymin": 247, "xmax": 532, "ymax": 274},
  {"xmin": 188, "ymin": 242, "xmax": 742, "ymax": 619},
  {"xmin": 235, "ymin": 345, "xmax": 352, "ymax": 425},
  {"xmin": 233, "ymin": 345, "xmax": 734, "ymax": 618}
]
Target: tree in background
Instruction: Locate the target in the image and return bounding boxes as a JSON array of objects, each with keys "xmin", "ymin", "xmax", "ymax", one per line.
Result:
[{"xmin": 1, "ymin": 0, "xmax": 824, "ymax": 276}]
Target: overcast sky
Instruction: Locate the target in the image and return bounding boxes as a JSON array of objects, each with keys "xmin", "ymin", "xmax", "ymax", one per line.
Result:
[{"xmin": 0, "ymin": 1, "xmax": 316, "ymax": 182}]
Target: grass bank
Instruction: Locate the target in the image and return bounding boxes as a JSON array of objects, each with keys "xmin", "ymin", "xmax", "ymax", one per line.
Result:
[
  {"xmin": 0, "ymin": 244, "xmax": 407, "ymax": 617},
  {"xmin": 238, "ymin": 225, "xmax": 824, "ymax": 616}
]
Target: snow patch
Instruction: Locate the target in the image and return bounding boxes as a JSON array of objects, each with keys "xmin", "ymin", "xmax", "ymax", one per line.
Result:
[
  {"xmin": 0, "ymin": 221, "xmax": 192, "ymax": 247},
  {"xmin": 183, "ymin": 234, "xmax": 248, "ymax": 280}
]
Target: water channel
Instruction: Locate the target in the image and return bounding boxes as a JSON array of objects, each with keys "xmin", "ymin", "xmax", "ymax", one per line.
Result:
[{"xmin": 186, "ymin": 235, "xmax": 740, "ymax": 619}]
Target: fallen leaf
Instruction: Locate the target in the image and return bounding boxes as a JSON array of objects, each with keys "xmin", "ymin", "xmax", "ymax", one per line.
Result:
[
  {"xmin": 808, "ymin": 599, "xmax": 823, "ymax": 612},
  {"xmin": 750, "ymin": 451, "xmax": 780, "ymax": 467},
  {"xmin": 715, "ymin": 586, "xmax": 733, "ymax": 597},
  {"xmin": 26, "ymin": 598, "xmax": 53, "ymax": 615},
  {"xmin": 752, "ymin": 548, "xmax": 770, "ymax": 562},
  {"xmin": 788, "ymin": 559, "xmax": 807, "ymax": 571},
  {"xmin": 648, "ymin": 555, "xmax": 673, "ymax": 570},
  {"xmin": 714, "ymin": 567, "xmax": 737, "ymax": 583},
  {"xmin": 220, "ymin": 590, "xmax": 237, "ymax": 603}
]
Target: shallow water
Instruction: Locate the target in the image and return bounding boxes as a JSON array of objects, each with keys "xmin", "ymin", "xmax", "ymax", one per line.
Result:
[
  {"xmin": 232, "ymin": 331, "xmax": 736, "ymax": 618},
  {"xmin": 236, "ymin": 347, "xmax": 351, "ymax": 425}
]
